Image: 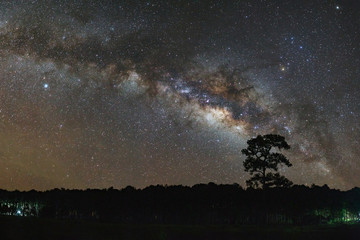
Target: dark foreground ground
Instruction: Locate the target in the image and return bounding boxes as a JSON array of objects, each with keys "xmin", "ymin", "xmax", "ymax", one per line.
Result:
[{"xmin": 0, "ymin": 216, "xmax": 359, "ymax": 240}]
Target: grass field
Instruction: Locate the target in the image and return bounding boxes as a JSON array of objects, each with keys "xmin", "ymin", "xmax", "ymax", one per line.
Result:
[{"xmin": 0, "ymin": 216, "xmax": 359, "ymax": 240}]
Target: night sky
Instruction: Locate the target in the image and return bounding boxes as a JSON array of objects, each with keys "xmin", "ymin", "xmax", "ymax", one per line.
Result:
[{"xmin": 0, "ymin": 0, "xmax": 359, "ymax": 190}]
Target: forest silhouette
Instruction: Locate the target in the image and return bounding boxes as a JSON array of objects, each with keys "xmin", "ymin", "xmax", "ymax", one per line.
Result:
[{"xmin": 0, "ymin": 183, "xmax": 359, "ymax": 225}]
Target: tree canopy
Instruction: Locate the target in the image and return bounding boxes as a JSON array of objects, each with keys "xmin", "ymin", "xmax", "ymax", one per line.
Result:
[{"xmin": 241, "ymin": 134, "xmax": 293, "ymax": 189}]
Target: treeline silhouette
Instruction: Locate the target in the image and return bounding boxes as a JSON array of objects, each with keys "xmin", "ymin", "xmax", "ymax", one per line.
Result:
[{"xmin": 0, "ymin": 183, "xmax": 360, "ymax": 225}]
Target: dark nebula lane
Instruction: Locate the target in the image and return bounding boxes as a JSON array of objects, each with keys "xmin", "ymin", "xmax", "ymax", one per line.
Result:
[{"xmin": 0, "ymin": 0, "xmax": 359, "ymax": 190}]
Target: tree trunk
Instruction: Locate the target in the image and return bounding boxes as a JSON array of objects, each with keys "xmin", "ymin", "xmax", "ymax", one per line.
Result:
[{"xmin": 262, "ymin": 169, "xmax": 266, "ymax": 189}]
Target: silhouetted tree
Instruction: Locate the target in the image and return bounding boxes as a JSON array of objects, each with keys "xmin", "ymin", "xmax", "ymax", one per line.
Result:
[{"xmin": 242, "ymin": 134, "xmax": 293, "ymax": 189}]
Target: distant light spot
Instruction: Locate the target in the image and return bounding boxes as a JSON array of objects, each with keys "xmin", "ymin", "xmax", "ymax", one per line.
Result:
[
  {"xmin": 43, "ymin": 83, "xmax": 49, "ymax": 89},
  {"xmin": 284, "ymin": 126, "xmax": 292, "ymax": 134}
]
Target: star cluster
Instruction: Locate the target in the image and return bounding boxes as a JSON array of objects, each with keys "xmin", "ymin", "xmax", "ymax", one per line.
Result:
[{"xmin": 0, "ymin": 0, "xmax": 359, "ymax": 190}]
